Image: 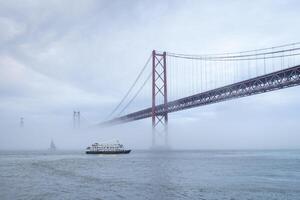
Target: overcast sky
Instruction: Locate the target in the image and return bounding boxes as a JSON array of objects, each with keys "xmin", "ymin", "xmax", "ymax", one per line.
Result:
[{"xmin": 1, "ymin": 0, "xmax": 300, "ymax": 150}]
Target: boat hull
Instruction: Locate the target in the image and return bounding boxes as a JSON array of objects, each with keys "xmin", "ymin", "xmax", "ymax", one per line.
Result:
[{"xmin": 86, "ymin": 150, "xmax": 131, "ymax": 154}]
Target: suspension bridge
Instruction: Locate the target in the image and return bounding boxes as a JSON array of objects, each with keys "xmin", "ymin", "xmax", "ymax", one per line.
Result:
[{"xmin": 100, "ymin": 42, "xmax": 300, "ymax": 148}]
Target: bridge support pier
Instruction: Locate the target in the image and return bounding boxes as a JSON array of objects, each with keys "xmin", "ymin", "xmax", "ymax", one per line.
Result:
[{"xmin": 152, "ymin": 50, "xmax": 169, "ymax": 149}]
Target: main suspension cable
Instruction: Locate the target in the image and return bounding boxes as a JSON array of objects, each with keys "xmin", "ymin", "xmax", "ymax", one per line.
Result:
[
  {"xmin": 166, "ymin": 42, "xmax": 300, "ymax": 58},
  {"xmin": 106, "ymin": 54, "xmax": 151, "ymax": 119},
  {"xmin": 167, "ymin": 51, "xmax": 300, "ymax": 61},
  {"xmin": 117, "ymin": 72, "xmax": 152, "ymax": 116}
]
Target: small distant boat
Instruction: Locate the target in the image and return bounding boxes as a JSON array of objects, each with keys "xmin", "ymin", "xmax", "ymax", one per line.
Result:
[
  {"xmin": 86, "ymin": 140, "xmax": 131, "ymax": 154},
  {"xmin": 49, "ymin": 140, "xmax": 56, "ymax": 151}
]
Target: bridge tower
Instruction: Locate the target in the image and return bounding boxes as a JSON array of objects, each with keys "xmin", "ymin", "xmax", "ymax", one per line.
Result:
[
  {"xmin": 152, "ymin": 50, "xmax": 168, "ymax": 149},
  {"xmin": 20, "ymin": 117, "xmax": 24, "ymax": 128},
  {"xmin": 73, "ymin": 111, "xmax": 80, "ymax": 129}
]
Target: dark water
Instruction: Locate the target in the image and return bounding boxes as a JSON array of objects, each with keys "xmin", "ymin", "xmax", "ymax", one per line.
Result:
[{"xmin": 0, "ymin": 150, "xmax": 300, "ymax": 200}]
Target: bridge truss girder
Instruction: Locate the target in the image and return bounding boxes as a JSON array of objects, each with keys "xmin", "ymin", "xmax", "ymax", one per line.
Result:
[{"xmin": 101, "ymin": 65, "xmax": 300, "ymax": 126}]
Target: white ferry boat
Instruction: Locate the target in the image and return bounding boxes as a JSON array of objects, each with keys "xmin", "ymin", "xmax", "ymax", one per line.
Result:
[{"xmin": 86, "ymin": 140, "xmax": 131, "ymax": 154}]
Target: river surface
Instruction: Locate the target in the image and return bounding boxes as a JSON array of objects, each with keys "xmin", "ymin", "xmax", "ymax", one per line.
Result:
[{"xmin": 0, "ymin": 150, "xmax": 300, "ymax": 200}]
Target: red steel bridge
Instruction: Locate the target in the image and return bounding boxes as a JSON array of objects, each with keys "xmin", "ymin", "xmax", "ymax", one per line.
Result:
[{"xmin": 100, "ymin": 43, "xmax": 300, "ymax": 148}]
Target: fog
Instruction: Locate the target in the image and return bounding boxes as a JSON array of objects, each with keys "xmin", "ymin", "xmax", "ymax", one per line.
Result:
[{"xmin": 1, "ymin": 0, "xmax": 300, "ymax": 150}]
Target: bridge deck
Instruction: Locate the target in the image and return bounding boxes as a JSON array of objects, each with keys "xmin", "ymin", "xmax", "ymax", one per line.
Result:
[{"xmin": 100, "ymin": 65, "xmax": 300, "ymax": 126}]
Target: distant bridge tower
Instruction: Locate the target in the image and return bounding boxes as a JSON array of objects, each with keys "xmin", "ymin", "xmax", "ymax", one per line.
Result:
[
  {"xmin": 152, "ymin": 50, "xmax": 168, "ymax": 149},
  {"xmin": 20, "ymin": 117, "xmax": 24, "ymax": 128},
  {"xmin": 73, "ymin": 111, "xmax": 80, "ymax": 128}
]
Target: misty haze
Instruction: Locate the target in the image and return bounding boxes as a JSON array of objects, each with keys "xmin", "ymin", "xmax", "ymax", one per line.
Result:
[{"xmin": 0, "ymin": 1, "xmax": 300, "ymax": 200}]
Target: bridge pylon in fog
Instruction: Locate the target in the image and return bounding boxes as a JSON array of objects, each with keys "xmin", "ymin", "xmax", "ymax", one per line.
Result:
[
  {"xmin": 73, "ymin": 111, "xmax": 80, "ymax": 129},
  {"xmin": 151, "ymin": 50, "xmax": 168, "ymax": 149},
  {"xmin": 20, "ymin": 117, "xmax": 24, "ymax": 128}
]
